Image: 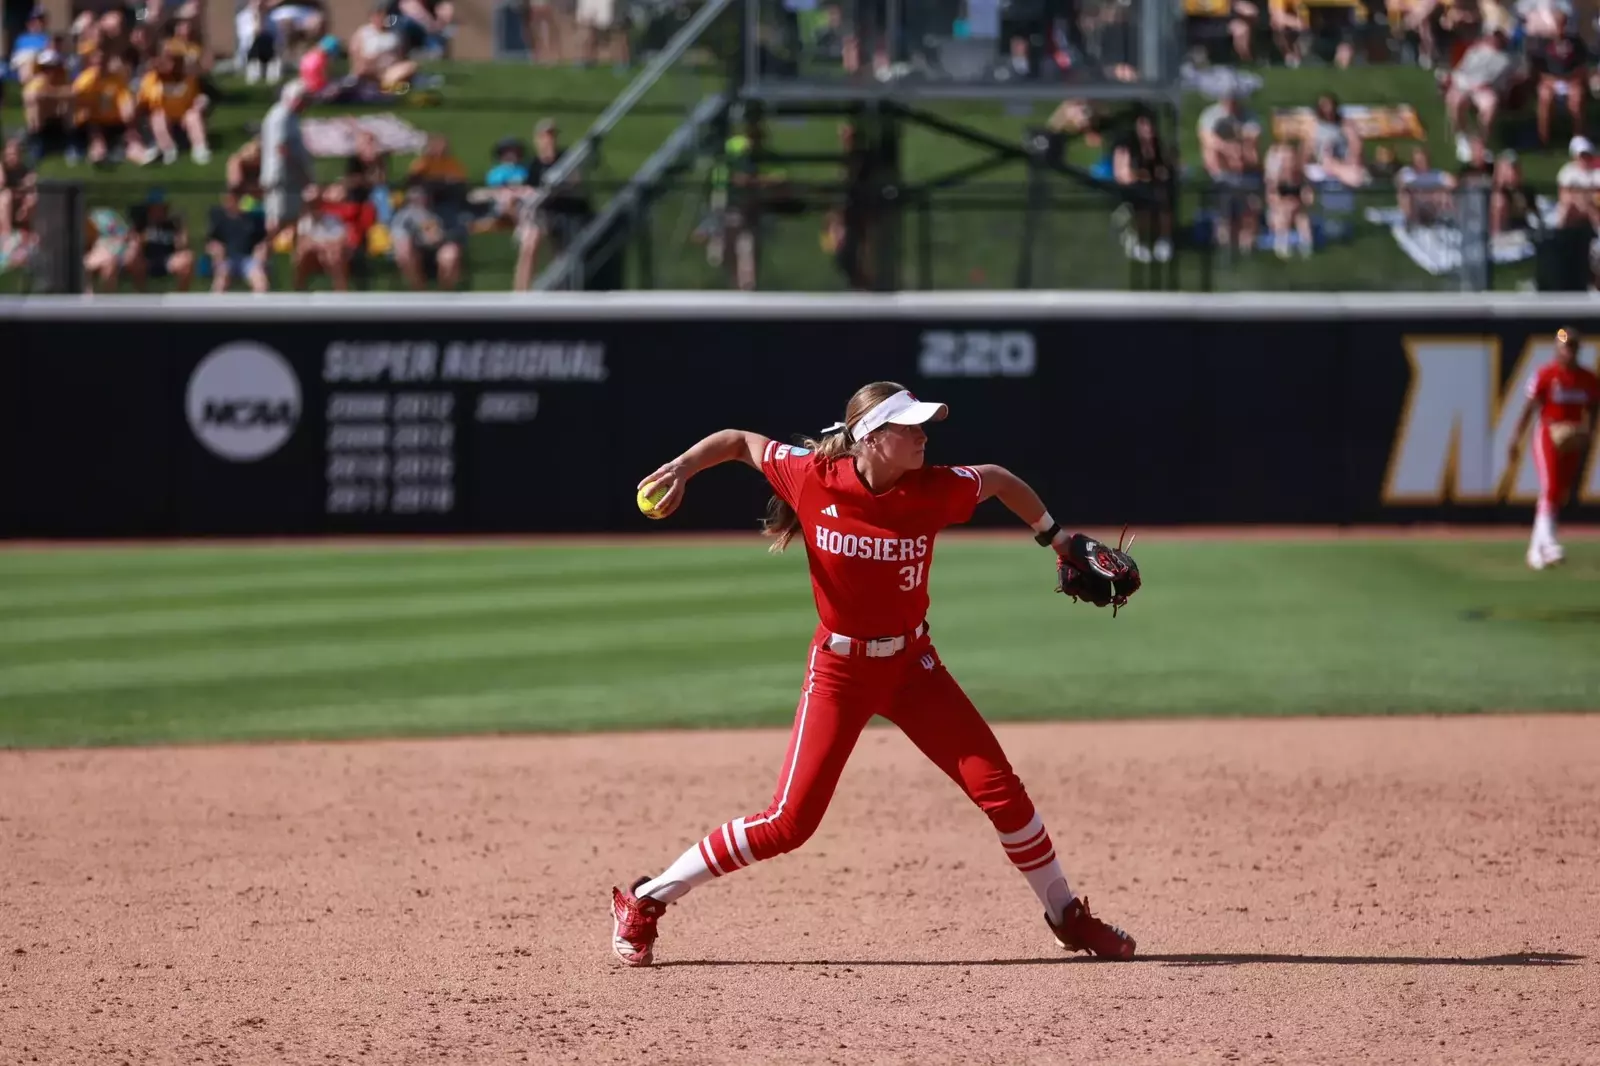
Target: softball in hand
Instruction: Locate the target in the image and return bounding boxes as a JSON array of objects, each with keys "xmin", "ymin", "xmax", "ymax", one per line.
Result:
[{"xmin": 637, "ymin": 481, "xmax": 671, "ymax": 519}]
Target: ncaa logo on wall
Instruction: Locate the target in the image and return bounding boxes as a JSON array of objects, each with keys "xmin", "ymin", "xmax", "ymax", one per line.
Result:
[{"xmin": 185, "ymin": 342, "xmax": 302, "ymax": 462}]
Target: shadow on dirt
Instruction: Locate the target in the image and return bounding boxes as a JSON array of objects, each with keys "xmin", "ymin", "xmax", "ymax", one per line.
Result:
[{"xmin": 657, "ymin": 952, "xmax": 1583, "ymax": 969}]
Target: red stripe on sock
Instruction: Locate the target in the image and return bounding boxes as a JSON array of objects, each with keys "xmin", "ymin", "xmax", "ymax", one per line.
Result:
[
  {"xmin": 698, "ymin": 837, "xmax": 723, "ymax": 877},
  {"xmin": 707, "ymin": 827, "xmax": 740, "ymax": 873},
  {"xmin": 1008, "ymin": 835, "xmax": 1055, "ymax": 868},
  {"xmin": 1003, "ymin": 827, "xmax": 1048, "ymax": 855},
  {"xmin": 1017, "ymin": 850, "xmax": 1058, "ymax": 873},
  {"xmin": 719, "ymin": 823, "xmax": 748, "ymax": 869}
]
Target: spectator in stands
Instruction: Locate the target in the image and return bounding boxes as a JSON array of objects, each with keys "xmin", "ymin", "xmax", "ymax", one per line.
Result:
[
  {"xmin": 299, "ymin": 34, "xmax": 337, "ymax": 95},
  {"xmin": 1556, "ymin": 135, "xmax": 1600, "ymax": 227},
  {"xmin": 10, "ymin": 8, "xmax": 53, "ymax": 84},
  {"xmin": 1457, "ymin": 133, "xmax": 1495, "ymax": 182},
  {"xmin": 391, "ymin": 180, "xmax": 464, "ymax": 290},
  {"xmin": 267, "ymin": 0, "xmax": 330, "ymax": 66},
  {"xmin": 407, "ymin": 131, "xmax": 468, "ymax": 188},
  {"xmin": 512, "ymin": 120, "xmax": 590, "ymax": 289},
  {"xmin": 138, "ymin": 53, "xmax": 211, "ymax": 165},
  {"xmin": 227, "ymin": 136, "xmax": 265, "ymax": 200},
  {"xmin": 22, "ymin": 49, "xmax": 76, "ymax": 164},
  {"xmin": 207, "ymin": 188, "xmax": 271, "ymax": 293},
  {"xmin": 350, "ymin": 3, "xmax": 418, "ymax": 92},
  {"xmin": 0, "ymin": 139, "xmax": 39, "ymax": 241},
  {"xmin": 73, "ymin": 47, "xmax": 153, "ymax": 165},
  {"xmin": 480, "ymin": 136, "xmax": 531, "ymax": 225},
  {"xmin": 82, "ymin": 205, "xmax": 132, "ymax": 292},
  {"xmin": 125, "ymin": 188, "xmax": 194, "ymax": 291},
  {"xmin": 828, "ymin": 119, "xmax": 876, "ymax": 291},
  {"xmin": 261, "ymin": 79, "xmax": 313, "ymax": 241},
  {"xmin": 1490, "ymin": 150, "xmax": 1532, "ymax": 235},
  {"xmin": 1304, "ymin": 92, "xmax": 1368, "ymax": 187},
  {"xmin": 389, "ymin": 0, "xmax": 455, "ymax": 57},
  {"xmin": 1396, "ymin": 147, "xmax": 1455, "ymax": 226},
  {"xmin": 1517, "ymin": 0, "xmax": 1567, "ymax": 38},
  {"xmin": 344, "ymin": 129, "xmax": 395, "ymax": 226},
  {"xmin": 1265, "ymin": 143, "xmax": 1314, "ymax": 259},
  {"xmin": 520, "ymin": 0, "xmax": 563, "ymax": 65},
  {"xmin": 293, "ymin": 178, "xmax": 374, "ymax": 291},
  {"xmin": 1111, "ymin": 107, "xmax": 1175, "ymax": 263},
  {"xmin": 237, "ymin": 0, "xmax": 283, "ymax": 85},
  {"xmin": 1269, "ymin": 0, "xmax": 1310, "ymax": 68},
  {"xmin": 0, "ymin": 132, "xmax": 38, "ymax": 272},
  {"xmin": 580, "ymin": 0, "xmax": 629, "ymax": 65},
  {"xmin": 1529, "ymin": 10, "xmax": 1589, "ymax": 148},
  {"xmin": 164, "ymin": 17, "xmax": 209, "ymax": 73},
  {"xmin": 1198, "ymin": 91, "xmax": 1262, "ymax": 253},
  {"xmin": 1444, "ymin": 27, "xmax": 1514, "ymax": 148}
]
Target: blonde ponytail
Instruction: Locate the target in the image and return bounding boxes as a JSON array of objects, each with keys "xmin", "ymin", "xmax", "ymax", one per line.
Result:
[{"xmin": 760, "ymin": 380, "xmax": 906, "ymax": 554}]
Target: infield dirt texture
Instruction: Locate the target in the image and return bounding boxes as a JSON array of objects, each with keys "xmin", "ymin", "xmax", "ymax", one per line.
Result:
[{"xmin": 2, "ymin": 532, "xmax": 1599, "ymax": 1064}]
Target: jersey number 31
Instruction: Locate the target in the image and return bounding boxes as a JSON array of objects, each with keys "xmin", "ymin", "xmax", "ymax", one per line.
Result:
[{"xmin": 899, "ymin": 562, "xmax": 926, "ymax": 591}]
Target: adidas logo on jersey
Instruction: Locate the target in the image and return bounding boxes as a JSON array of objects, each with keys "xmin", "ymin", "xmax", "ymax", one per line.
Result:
[{"xmin": 821, "ymin": 505, "xmax": 839, "ymax": 517}]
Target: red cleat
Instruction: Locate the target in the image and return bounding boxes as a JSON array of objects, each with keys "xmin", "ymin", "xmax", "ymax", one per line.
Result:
[
  {"xmin": 1046, "ymin": 896, "xmax": 1137, "ymax": 960},
  {"xmin": 611, "ymin": 877, "xmax": 668, "ymax": 967}
]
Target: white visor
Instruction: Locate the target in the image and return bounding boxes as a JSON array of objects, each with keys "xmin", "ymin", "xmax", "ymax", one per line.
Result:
[{"xmin": 849, "ymin": 390, "xmax": 949, "ymax": 441}]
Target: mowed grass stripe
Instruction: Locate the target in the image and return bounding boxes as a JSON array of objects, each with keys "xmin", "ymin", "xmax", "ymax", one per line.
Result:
[
  {"xmin": 0, "ymin": 570, "xmax": 806, "ymax": 649},
  {"xmin": 36, "ymin": 663, "xmax": 815, "ymax": 747},
  {"xmin": 0, "ymin": 604, "xmax": 813, "ymax": 698},
  {"xmin": 0, "ymin": 544, "xmax": 782, "ymax": 614},
  {"xmin": 14, "ymin": 634, "xmax": 816, "ymax": 747}
]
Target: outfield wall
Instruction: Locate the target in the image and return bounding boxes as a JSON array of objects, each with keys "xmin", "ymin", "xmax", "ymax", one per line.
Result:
[{"xmin": 3, "ymin": 293, "xmax": 1598, "ymax": 538}]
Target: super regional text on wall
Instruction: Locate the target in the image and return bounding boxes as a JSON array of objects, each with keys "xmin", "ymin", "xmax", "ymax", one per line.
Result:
[{"xmin": 320, "ymin": 339, "xmax": 606, "ymax": 517}]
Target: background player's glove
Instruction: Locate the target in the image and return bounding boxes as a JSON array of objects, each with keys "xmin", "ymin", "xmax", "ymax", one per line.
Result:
[{"xmin": 1056, "ymin": 531, "xmax": 1141, "ymax": 617}]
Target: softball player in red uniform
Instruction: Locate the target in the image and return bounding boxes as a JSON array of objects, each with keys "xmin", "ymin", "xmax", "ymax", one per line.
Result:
[
  {"xmin": 610, "ymin": 380, "xmax": 1137, "ymax": 966},
  {"xmin": 1508, "ymin": 327, "xmax": 1600, "ymax": 570}
]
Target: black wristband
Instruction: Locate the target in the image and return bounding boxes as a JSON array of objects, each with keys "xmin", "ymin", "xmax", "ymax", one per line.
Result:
[{"xmin": 1034, "ymin": 522, "xmax": 1061, "ymax": 547}]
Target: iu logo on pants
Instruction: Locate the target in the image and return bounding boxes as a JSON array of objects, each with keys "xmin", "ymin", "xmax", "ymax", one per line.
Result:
[{"xmin": 920, "ymin": 654, "xmax": 936, "ymax": 671}]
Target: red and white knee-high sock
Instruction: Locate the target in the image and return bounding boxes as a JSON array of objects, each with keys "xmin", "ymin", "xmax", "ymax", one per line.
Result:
[
  {"xmin": 636, "ymin": 818, "xmax": 756, "ymax": 903},
  {"xmin": 999, "ymin": 812, "xmax": 1074, "ymax": 923}
]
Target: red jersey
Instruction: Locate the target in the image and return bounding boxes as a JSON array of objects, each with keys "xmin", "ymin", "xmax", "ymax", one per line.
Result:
[
  {"xmin": 761, "ymin": 439, "xmax": 984, "ymax": 638},
  {"xmin": 1527, "ymin": 361, "xmax": 1600, "ymax": 426}
]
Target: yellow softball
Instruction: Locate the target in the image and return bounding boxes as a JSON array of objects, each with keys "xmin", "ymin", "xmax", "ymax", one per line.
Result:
[{"xmin": 636, "ymin": 481, "xmax": 670, "ymax": 519}]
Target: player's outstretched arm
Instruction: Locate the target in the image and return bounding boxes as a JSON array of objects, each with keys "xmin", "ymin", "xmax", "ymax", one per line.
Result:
[
  {"xmin": 637, "ymin": 430, "xmax": 772, "ymax": 519},
  {"xmin": 970, "ymin": 464, "xmax": 1072, "ymax": 553}
]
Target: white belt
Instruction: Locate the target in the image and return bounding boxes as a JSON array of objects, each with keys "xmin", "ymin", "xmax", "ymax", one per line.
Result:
[{"xmin": 825, "ymin": 622, "xmax": 927, "ymax": 658}]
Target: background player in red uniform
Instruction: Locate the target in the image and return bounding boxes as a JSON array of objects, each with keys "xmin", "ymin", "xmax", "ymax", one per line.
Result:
[
  {"xmin": 610, "ymin": 380, "xmax": 1138, "ymax": 966},
  {"xmin": 1508, "ymin": 327, "xmax": 1600, "ymax": 570}
]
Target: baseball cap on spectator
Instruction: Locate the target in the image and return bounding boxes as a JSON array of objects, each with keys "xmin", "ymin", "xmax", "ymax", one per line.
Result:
[
  {"xmin": 535, "ymin": 118, "xmax": 557, "ymax": 136},
  {"xmin": 1570, "ymin": 136, "xmax": 1596, "ymax": 159}
]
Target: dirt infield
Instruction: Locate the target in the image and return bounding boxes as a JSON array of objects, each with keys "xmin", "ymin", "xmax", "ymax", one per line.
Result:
[{"xmin": 3, "ymin": 716, "xmax": 1598, "ymax": 1066}]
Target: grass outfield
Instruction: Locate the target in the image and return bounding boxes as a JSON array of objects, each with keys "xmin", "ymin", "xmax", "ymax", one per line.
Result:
[{"xmin": 2, "ymin": 535, "xmax": 1597, "ymax": 749}]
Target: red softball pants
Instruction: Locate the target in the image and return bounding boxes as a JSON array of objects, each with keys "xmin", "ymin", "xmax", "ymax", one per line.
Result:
[
  {"xmin": 693, "ymin": 625, "xmax": 1045, "ymax": 877},
  {"xmin": 1535, "ymin": 426, "xmax": 1584, "ymax": 510}
]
